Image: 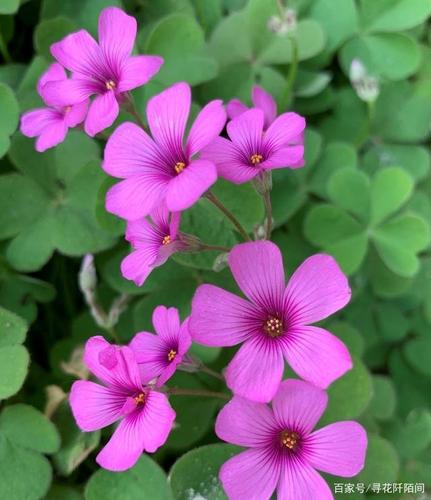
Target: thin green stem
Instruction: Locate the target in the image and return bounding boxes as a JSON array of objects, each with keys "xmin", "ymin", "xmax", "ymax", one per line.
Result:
[
  {"xmin": 199, "ymin": 243, "xmax": 231, "ymax": 253},
  {"xmin": 124, "ymin": 94, "xmax": 148, "ymax": 131},
  {"xmin": 199, "ymin": 364, "xmax": 225, "ymax": 381},
  {"xmin": 206, "ymin": 191, "xmax": 251, "ymax": 242},
  {"xmin": 0, "ymin": 30, "xmax": 11, "ymax": 63},
  {"xmin": 106, "ymin": 326, "xmax": 121, "ymax": 344},
  {"xmin": 262, "ymin": 190, "xmax": 273, "ymax": 240},
  {"xmin": 167, "ymin": 387, "xmax": 230, "ymax": 400},
  {"xmin": 281, "ymin": 36, "xmax": 299, "ymax": 111}
]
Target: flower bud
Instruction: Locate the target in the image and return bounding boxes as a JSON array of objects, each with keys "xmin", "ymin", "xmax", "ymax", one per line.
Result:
[
  {"xmin": 78, "ymin": 254, "xmax": 97, "ymax": 296},
  {"xmin": 349, "ymin": 59, "xmax": 379, "ymax": 103},
  {"xmin": 268, "ymin": 9, "xmax": 297, "ymax": 36}
]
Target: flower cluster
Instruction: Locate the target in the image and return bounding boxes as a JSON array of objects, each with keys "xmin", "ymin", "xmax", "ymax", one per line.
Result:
[{"xmin": 22, "ymin": 6, "xmax": 368, "ymax": 499}]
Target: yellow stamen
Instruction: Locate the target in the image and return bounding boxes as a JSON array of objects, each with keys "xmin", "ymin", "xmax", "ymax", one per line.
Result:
[
  {"xmin": 168, "ymin": 349, "xmax": 177, "ymax": 362},
  {"xmin": 280, "ymin": 430, "xmax": 300, "ymax": 450},
  {"xmin": 162, "ymin": 235, "xmax": 171, "ymax": 245},
  {"xmin": 106, "ymin": 80, "xmax": 116, "ymax": 91},
  {"xmin": 264, "ymin": 316, "xmax": 283, "ymax": 337},
  {"xmin": 174, "ymin": 161, "xmax": 186, "ymax": 174},
  {"xmin": 64, "ymin": 106, "xmax": 72, "ymax": 114},
  {"xmin": 250, "ymin": 153, "xmax": 263, "ymax": 165},
  {"xmin": 134, "ymin": 392, "xmax": 145, "ymax": 405}
]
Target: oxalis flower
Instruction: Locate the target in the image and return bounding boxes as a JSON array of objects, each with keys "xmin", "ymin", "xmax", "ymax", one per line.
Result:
[
  {"xmin": 44, "ymin": 7, "xmax": 163, "ymax": 136},
  {"xmin": 130, "ymin": 305, "xmax": 192, "ymax": 386},
  {"xmin": 103, "ymin": 81, "xmax": 226, "ymax": 220},
  {"xmin": 70, "ymin": 336, "xmax": 175, "ymax": 471},
  {"xmin": 201, "ymin": 100, "xmax": 306, "ymax": 184},
  {"xmin": 216, "ymin": 379, "xmax": 367, "ymax": 500},
  {"xmin": 121, "ymin": 204, "xmax": 184, "ymax": 286},
  {"xmin": 190, "ymin": 241, "xmax": 352, "ymax": 402},
  {"xmin": 20, "ymin": 63, "xmax": 88, "ymax": 152}
]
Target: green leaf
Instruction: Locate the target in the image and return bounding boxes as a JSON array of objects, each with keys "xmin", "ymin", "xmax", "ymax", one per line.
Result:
[
  {"xmin": 0, "ymin": 436, "xmax": 53, "ymax": 500},
  {"xmin": 386, "ymin": 410, "xmax": 431, "ymax": 459},
  {"xmin": 327, "ymin": 168, "xmax": 370, "ymax": 220},
  {"xmin": 340, "ymin": 33, "xmax": 421, "ymax": 81},
  {"xmin": 0, "ymin": 83, "xmax": 19, "ymax": 157},
  {"xmin": 85, "ymin": 455, "xmax": 172, "ymax": 500},
  {"xmin": 370, "ymin": 167, "xmax": 413, "ymax": 226},
  {"xmin": 361, "ymin": 0, "xmax": 431, "ymax": 33},
  {"xmin": 320, "ymin": 357, "xmax": 372, "ymax": 425},
  {"xmin": 376, "ymin": 303, "xmax": 409, "ymax": 341},
  {"xmin": 0, "ymin": 0, "xmax": 19, "ymax": 15},
  {"xmin": 355, "ymin": 434, "xmax": 399, "ymax": 484},
  {"xmin": 309, "ymin": 0, "xmax": 358, "ymax": 53},
  {"xmin": 304, "ymin": 204, "xmax": 367, "ymax": 275},
  {"xmin": 362, "ymin": 144, "xmax": 430, "ymax": 182},
  {"xmin": 145, "ymin": 14, "xmax": 218, "ymax": 86},
  {"xmin": 372, "ymin": 214, "xmax": 430, "ymax": 277},
  {"xmin": 34, "ymin": 17, "xmax": 77, "ymax": 60},
  {"xmin": 0, "ymin": 346, "xmax": 29, "ymax": 400},
  {"xmin": 327, "ymin": 321, "xmax": 365, "ymax": 358},
  {"xmin": 368, "ymin": 375, "xmax": 397, "ymax": 420},
  {"xmin": 404, "ymin": 338, "xmax": 431, "ymax": 377},
  {"xmin": 169, "ymin": 444, "xmax": 241, "ymax": 500},
  {"xmin": 0, "ymin": 306, "xmax": 28, "ymax": 347},
  {"xmin": 0, "ymin": 404, "xmax": 60, "ymax": 454}
]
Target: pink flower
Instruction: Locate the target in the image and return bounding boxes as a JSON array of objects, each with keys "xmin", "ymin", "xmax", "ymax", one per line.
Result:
[
  {"xmin": 190, "ymin": 241, "xmax": 352, "ymax": 402},
  {"xmin": 20, "ymin": 63, "xmax": 88, "ymax": 152},
  {"xmin": 216, "ymin": 379, "xmax": 367, "ymax": 500},
  {"xmin": 103, "ymin": 82, "xmax": 226, "ymax": 220},
  {"xmin": 44, "ymin": 7, "xmax": 163, "ymax": 136},
  {"xmin": 202, "ymin": 90, "xmax": 306, "ymax": 184},
  {"xmin": 121, "ymin": 204, "xmax": 183, "ymax": 286},
  {"xmin": 70, "ymin": 336, "xmax": 175, "ymax": 471},
  {"xmin": 130, "ymin": 305, "xmax": 192, "ymax": 386}
]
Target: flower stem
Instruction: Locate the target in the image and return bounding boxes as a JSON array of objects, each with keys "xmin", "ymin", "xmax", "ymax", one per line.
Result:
[
  {"xmin": 206, "ymin": 191, "xmax": 251, "ymax": 242},
  {"xmin": 167, "ymin": 387, "xmax": 230, "ymax": 400},
  {"xmin": 124, "ymin": 94, "xmax": 148, "ymax": 131},
  {"xmin": 280, "ymin": 36, "xmax": 299, "ymax": 111},
  {"xmin": 199, "ymin": 243, "xmax": 231, "ymax": 253},
  {"xmin": 262, "ymin": 190, "xmax": 273, "ymax": 239},
  {"xmin": 199, "ymin": 364, "xmax": 225, "ymax": 381}
]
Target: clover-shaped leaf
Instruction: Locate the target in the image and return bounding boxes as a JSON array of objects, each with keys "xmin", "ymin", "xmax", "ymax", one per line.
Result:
[{"xmin": 0, "ymin": 83, "xmax": 19, "ymax": 158}]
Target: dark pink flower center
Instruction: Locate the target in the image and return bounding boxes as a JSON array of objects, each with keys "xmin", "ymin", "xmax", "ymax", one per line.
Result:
[
  {"xmin": 174, "ymin": 161, "xmax": 186, "ymax": 174},
  {"xmin": 280, "ymin": 430, "xmax": 300, "ymax": 451},
  {"xmin": 264, "ymin": 316, "xmax": 284, "ymax": 337},
  {"xmin": 250, "ymin": 153, "xmax": 263, "ymax": 165},
  {"xmin": 134, "ymin": 392, "xmax": 146, "ymax": 406},
  {"xmin": 167, "ymin": 349, "xmax": 177, "ymax": 362}
]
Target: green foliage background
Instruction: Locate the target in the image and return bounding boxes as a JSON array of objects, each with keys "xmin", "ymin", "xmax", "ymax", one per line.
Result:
[{"xmin": 0, "ymin": 0, "xmax": 431, "ymax": 498}]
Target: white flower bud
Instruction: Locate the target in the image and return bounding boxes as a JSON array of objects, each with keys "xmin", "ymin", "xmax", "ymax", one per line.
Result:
[
  {"xmin": 268, "ymin": 9, "xmax": 297, "ymax": 36},
  {"xmin": 349, "ymin": 59, "xmax": 379, "ymax": 103}
]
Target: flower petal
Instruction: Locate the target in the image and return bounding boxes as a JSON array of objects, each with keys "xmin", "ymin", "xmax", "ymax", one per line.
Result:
[
  {"xmin": 165, "ymin": 159, "xmax": 217, "ymax": 211},
  {"xmin": 98, "ymin": 6, "xmax": 137, "ymax": 66},
  {"xmin": 41, "ymin": 78, "xmax": 95, "ymax": 107},
  {"xmin": 282, "ymin": 326, "xmax": 352, "ymax": 389},
  {"xmin": 229, "ymin": 241, "xmax": 285, "ymax": 312},
  {"xmin": 118, "ymin": 55, "xmax": 164, "ymax": 92},
  {"xmin": 50, "ymin": 29, "xmax": 102, "ymax": 77},
  {"xmin": 106, "ymin": 176, "xmax": 167, "ymax": 221},
  {"xmin": 129, "ymin": 331, "xmax": 168, "ymax": 383},
  {"xmin": 69, "ymin": 380, "xmax": 123, "ymax": 432},
  {"xmin": 37, "ymin": 63, "xmax": 66, "ymax": 97},
  {"xmin": 271, "ymin": 379, "xmax": 328, "ymax": 435},
  {"xmin": 103, "ymin": 121, "xmax": 165, "ymax": 178},
  {"xmin": 140, "ymin": 390, "xmax": 175, "ymax": 452},
  {"xmin": 64, "ymin": 100, "xmax": 89, "ymax": 128},
  {"xmin": 215, "ymin": 396, "xmax": 277, "ymax": 447},
  {"xmin": 220, "ymin": 448, "xmax": 280, "ymax": 500},
  {"xmin": 83, "ymin": 336, "xmax": 141, "ymax": 391},
  {"xmin": 277, "ymin": 461, "xmax": 333, "ymax": 500},
  {"xmin": 226, "ymin": 98, "xmax": 248, "ymax": 120},
  {"xmin": 152, "ymin": 305, "xmax": 180, "ymax": 344},
  {"xmin": 201, "ymin": 137, "xmax": 258, "ymax": 184},
  {"xmin": 284, "ymin": 254, "xmax": 351, "ymax": 326},
  {"xmin": 264, "ymin": 112, "xmax": 306, "ymax": 152},
  {"xmin": 190, "ymin": 284, "xmax": 259, "ymax": 346},
  {"xmin": 84, "ymin": 91, "xmax": 119, "ymax": 136},
  {"xmin": 226, "ymin": 108, "xmax": 264, "ymax": 154},
  {"xmin": 225, "ymin": 336, "xmax": 284, "ymax": 403},
  {"xmin": 186, "ymin": 99, "xmax": 226, "ymax": 157},
  {"xmin": 260, "ymin": 145, "xmax": 305, "ymax": 170},
  {"xmin": 36, "ymin": 121, "xmax": 68, "ymax": 152},
  {"xmin": 307, "ymin": 421, "xmax": 367, "ymax": 477},
  {"xmin": 252, "ymin": 85, "xmax": 276, "ymax": 128},
  {"xmin": 177, "ymin": 317, "xmax": 192, "ymax": 356},
  {"xmin": 20, "ymin": 108, "xmax": 61, "ymax": 138},
  {"xmin": 121, "ymin": 248, "xmax": 158, "ymax": 287},
  {"xmin": 147, "ymin": 81, "xmax": 190, "ymax": 154}
]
